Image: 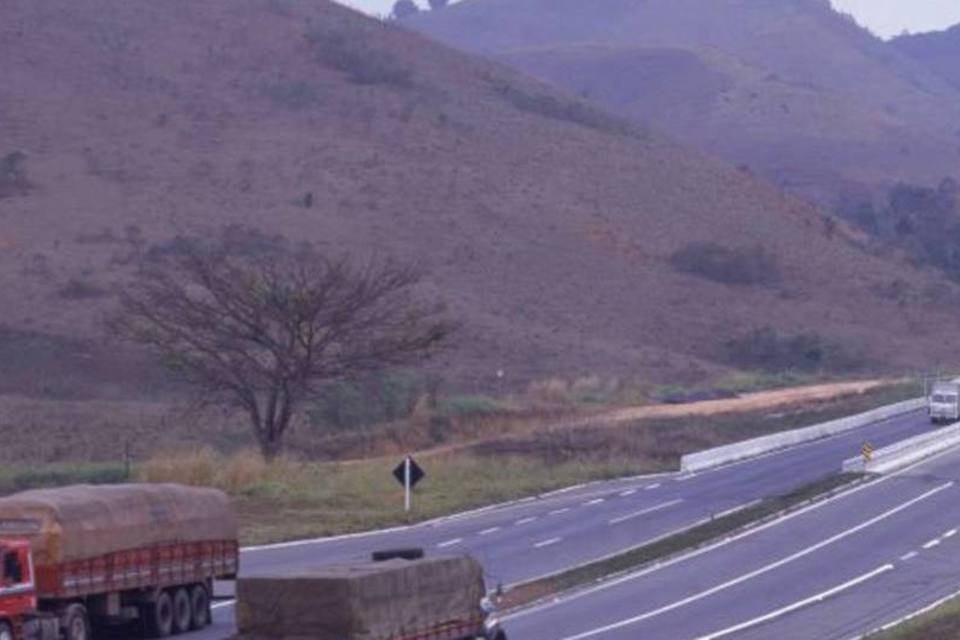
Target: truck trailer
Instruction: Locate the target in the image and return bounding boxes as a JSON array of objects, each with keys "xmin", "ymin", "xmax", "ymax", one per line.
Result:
[
  {"xmin": 0, "ymin": 484, "xmax": 238, "ymax": 640},
  {"xmin": 236, "ymin": 552, "xmax": 507, "ymax": 640}
]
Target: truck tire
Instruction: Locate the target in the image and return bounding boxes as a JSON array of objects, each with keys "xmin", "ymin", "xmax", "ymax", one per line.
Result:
[
  {"xmin": 172, "ymin": 588, "xmax": 192, "ymax": 634},
  {"xmin": 371, "ymin": 547, "xmax": 425, "ymax": 562},
  {"xmin": 144, "ymin": 591, "xmax": 174, "ymax": 638},
  {"xmin": 0, "ymin": 622, "xmax": 13, "ymax": 640},
  {"xmin": 189, "ymin": 584, "xmax": 211, "ymax": 629},
  {"xmin": 63, "ymin": 604, "xmax": 90, "ymax": 640}
]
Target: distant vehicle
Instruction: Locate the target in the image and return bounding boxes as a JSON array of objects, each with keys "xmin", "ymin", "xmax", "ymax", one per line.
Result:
[
  {"xmin": 0, "ymin": 484, "xmax": 238, "ymax": 640},
  {"xmin": 928, "ymin": 381, "xmax": 960, "ymax": 423},
  {"xmin": 236, "ymin": 549, "xmax": 507, "ymax": 640}
]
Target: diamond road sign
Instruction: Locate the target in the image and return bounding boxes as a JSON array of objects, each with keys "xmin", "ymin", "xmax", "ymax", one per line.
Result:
[{"xmin": 393, "ymin": 456, "xmax": 426, "ymax": 489}]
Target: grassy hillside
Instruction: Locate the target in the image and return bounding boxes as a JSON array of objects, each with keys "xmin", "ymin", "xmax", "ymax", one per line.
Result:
[
  {"xmin": 406, "ymin": 0, "xmax": 960, "ymax": 205},
  {"xmin": 2, "ymin": 0, "xmax": 960, "ymax": 409},
  {"xmin": 893, "ymin": 25, "xmax": 960, "ymax": 90}
]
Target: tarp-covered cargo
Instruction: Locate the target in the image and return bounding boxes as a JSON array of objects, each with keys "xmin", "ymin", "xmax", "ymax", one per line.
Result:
[
  {"xmin": 237, "ymin": 555, "xmax": 487, "ymax": 640},
  {"xmin": 0, "ymin": 483, "xmax": 237, "ymax": 566}
]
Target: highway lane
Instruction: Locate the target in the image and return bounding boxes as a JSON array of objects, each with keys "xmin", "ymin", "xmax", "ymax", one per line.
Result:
[
  {"xmin": 193, "ymin": 404, "xmax": 938, "ymax": 639},
  {"xmin": 238, "ymin": 406, "xmax": 933, "ymax": 587},
  {"xmin": 503, "ymin": 442, "xmax": 960, "ymax": 640}
]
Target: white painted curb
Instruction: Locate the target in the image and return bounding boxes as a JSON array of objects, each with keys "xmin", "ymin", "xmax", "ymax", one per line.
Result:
[
  {"xmin": 680, "ymin": 398, "xmax": 925, "ymax": 473},
  {"xmin": 842, "ymin": 419, "xmax": 960, "ymax": 474}
]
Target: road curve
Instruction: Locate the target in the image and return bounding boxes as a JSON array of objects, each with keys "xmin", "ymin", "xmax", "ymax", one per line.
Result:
[{"xmin": 195, "ymin": 405, "xmax": 937, "ymax": 639}]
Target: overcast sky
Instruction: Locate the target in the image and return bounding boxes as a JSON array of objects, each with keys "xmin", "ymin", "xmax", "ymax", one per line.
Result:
[{"xmin": 336, "ymin": 0, "xmax": 960, "ymax": 39}]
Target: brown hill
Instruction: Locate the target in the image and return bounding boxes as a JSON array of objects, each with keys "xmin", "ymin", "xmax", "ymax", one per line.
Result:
[
  {"xmin": 2, "ymin": 0, "xmax": 960, "ymax": 400},
  {"xmin": 405, "ymin": 0, "xmax": 960, "ymax": 206},
  {"xmin": 892, "ymin": 25, "xmax": 960, "ymax": 91}
]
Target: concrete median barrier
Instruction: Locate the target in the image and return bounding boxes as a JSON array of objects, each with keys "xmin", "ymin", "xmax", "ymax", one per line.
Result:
[
  {"xmin": 842, "ymin": 420, "xmax": 960, "ymax": 474},
  {"xmin": 681, "ymin": 398, "xmax": 925, "ymax": 473}
]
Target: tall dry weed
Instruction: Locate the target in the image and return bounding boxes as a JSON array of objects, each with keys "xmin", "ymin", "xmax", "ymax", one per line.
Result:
[{"xmin": 139, "ymin": 448, "xmax": 307, "ymax": 493}]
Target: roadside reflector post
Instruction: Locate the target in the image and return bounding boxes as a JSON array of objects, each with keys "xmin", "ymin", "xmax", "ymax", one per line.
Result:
[
  {"xmin": 393, "ymin": 455, "xmax": 425, "ymax": 514},
  {"xmin": 404, "ymin": 456, "xmax": 412, "ymax": 512}
]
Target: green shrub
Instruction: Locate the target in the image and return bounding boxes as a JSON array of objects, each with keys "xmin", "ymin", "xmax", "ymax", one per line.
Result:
[
  {"xmin": 723, "ymin": 327, "xmax": 865, "ymax": 373},
  {"xmin": 0, "ymin": 151, "xmax": 31, "ymax": 198},
  {"xmin": 264, "ymin": 81, "xmax": 320, "ymax": 109},
  {"xmin": 59, "ymin": 278, "xmax": 107, "ymax": 300},
  {"xmin": 308, "ymin": 371, "xmax": 425, "ymax": 431},
  {"xmin": 670, "ymin": 242, "xmax": 780, "ymax": 286},
  {"xmin": 1, "ymin": 464, "xmax": 130, "ymax": 494},
  {"xmin": 437, "ymin": 395, "xmax": 501, "ymax": 416},
  {"xmin": 308, "ymin": 28, "xmax": 413, "ymax": 88},
  {"xmin": 492, "ymin": 81, "xmax": 635, "ymax": 136}
]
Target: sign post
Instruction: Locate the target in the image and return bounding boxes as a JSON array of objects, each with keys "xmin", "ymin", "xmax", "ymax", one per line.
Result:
[{"xmin": 393, "ymin": 455, "xmax": 426, "ymax": 513}]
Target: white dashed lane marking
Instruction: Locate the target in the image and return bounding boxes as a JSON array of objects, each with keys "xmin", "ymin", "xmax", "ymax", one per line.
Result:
[
  {"xmin": 437, "ymin": 538, "xmax": 463, "ymax": 548},
  {"xmin": 534, "ymin": 537, "xmax": 562, "ymax": 549}
]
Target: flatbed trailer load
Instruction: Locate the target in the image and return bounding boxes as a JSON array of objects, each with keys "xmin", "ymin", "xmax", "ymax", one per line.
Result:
[
  {"xmin": 0, "ymin": 484, "xmax": 238, "ymax": 640},
  {"xmin": 236, "ymin": 553, "xmax": 506, "ymax": 640}
]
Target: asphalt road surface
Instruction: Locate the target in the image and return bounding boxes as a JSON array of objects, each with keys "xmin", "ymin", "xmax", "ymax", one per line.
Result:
[
  {"xmin": 504, "ymin": 436, "xmax": 960, "ymax": 639},
  {"xmin": 193, "ymin": 405, "xmax": 942, "ymax": 639}
]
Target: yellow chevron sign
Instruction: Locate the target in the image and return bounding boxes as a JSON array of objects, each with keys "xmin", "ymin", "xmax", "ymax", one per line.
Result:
[{"xmin": 862, "ymin": 442, "xmax": 874, "ymax": 462}]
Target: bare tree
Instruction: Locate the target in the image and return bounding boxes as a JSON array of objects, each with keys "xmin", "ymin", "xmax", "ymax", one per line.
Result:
[
  {"xmin": 428, "ymin": 0, "xmax": 449, "ymax": 10},
  {"xmin": 115, "ymin": 233, "xmax": 456, "ymax": 458}
]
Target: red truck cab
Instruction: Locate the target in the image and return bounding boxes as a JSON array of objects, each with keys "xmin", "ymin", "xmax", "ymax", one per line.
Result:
[{"xmin": 0, "ymin": 540, "xmax": 37, "ymax": 640}]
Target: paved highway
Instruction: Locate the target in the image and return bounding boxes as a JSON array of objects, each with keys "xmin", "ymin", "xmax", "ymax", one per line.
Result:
[
  {"xmin": 191, "ymin": 403, "xmax": 942, "ymax": 638},
  {"xmin": 503, "ymin": 439, "xmax": 960, "ymax": 639}
]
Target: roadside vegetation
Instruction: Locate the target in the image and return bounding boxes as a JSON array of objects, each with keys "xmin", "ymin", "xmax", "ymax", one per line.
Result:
[
  {"xmin": 130, "ymin": 380, "xmax": 916, "ymax": 543},
  {"xmin": 867, "ymin": 595, "xmax": 960, "ymax": 639}
]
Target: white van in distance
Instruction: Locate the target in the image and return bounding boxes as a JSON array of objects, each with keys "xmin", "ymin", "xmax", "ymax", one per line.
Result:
[{"xmin": 928, "ymin": 382, "xmax": 960, "ymax": 423}]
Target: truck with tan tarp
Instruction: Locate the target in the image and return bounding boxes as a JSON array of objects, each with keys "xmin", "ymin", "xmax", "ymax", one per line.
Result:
[
  {"xmin": 0, "ymin": 484, "xmax": 238, "ymax": 640},
  {"xmin": 236, "ymin": 553, "xmax": 506, "ymax": 640}
]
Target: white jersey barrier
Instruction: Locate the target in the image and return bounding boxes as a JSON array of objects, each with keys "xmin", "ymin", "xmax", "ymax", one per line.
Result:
[
  {"xmin": 842, "ymin": 420, "xmax": 960, "ymax": 474},
  {"xmin": 680, "ymin": 398, "xmax": 926, "ymax": 473}
]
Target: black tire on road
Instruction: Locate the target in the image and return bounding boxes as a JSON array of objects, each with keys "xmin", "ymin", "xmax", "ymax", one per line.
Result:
[
  {"xmin": 0, "ymin": 621, "xmax": 13, "ymax": 640},
  {"xmin": 63, "ymin": 604, "xmax": 90, "ymax": 640},
  {"xmin": 172, "ymin": 588, "xmax": 192, "ymax": 634},
  {"xmin": 371, "ymin": 547, "xmax": 425, "ymax": 562},
  {"xmin": 144, "ymin": 590, "xmax": 175, "ymax": 638},
  {"xmin": 189, "ymin": 584, "xmax": 211, "ymax": 629}
]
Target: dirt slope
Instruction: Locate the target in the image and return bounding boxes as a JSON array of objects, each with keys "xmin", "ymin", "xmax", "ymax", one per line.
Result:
[
  {"xmin": 2, "ymin": 0, "xmax": 960, "ymax": 396},
  {"xmin": 406, "ymin": 0, "xmax": 960, "ymax": 205}
]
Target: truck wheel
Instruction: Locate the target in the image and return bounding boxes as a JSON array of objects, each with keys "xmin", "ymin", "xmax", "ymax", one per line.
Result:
[
  {"xmin": 172, "ymin": 588, "xmax": 192, "ymax": 634},
  {"xmin": 189, "ymin": 584, "xmax": 211, "ymax": 629},
  {"xmin": 0, "ymin": 622, "xmax": 13, "ymax": 640},
  {"xmin": 63, "ymin": 604, "xmax": 90, "ymax": 640},
  {"xmin": 144, "ymin": 591, "xmax": 174, "ymax": 638}
]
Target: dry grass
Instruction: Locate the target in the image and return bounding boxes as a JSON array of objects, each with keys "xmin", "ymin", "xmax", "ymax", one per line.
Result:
[
  {"xmin": 867, "ymin": 596, "xmax": 960, "ymax": 639},
  {"xmin": 130, "ymin": 380, "xmax": 919, "ymax": 544}
]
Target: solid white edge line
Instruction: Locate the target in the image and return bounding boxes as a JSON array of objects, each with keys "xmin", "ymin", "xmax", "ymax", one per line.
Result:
[
  {"xmin": 847, "ymin": 586, "xmax": 960, "ymax": 640},
  {"xmin": 694, "ymin": 564, "xmax": 894, "ymax": 640},
  {"xmin": 609, "ymin": 499, "xmax": 684, "ymax": 525},
  {"xmin": 505, "ymin": 443, "xmax": 960, "ymax": 623}
]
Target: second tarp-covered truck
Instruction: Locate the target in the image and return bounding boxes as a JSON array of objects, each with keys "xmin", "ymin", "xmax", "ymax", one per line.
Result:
[
  {"xmin": 0, "ymin": 484, "xmax": 238, "ymax": 640},
  {"xmin": 236, "ymin": 553, "xmax": 507, "ymax": 640},
  {"xmin": 928, "ymin": 381, "xmax": 960, "ymax": 423}
]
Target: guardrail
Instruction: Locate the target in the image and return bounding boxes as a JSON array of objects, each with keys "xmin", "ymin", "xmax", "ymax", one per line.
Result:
[
  {"xmin": 842, "ymin": 420, "xmax": 960, "ymax": 474},
  {"xmin": 680, "ymin": 398, "xmax": 926, "ymax": 473}
]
